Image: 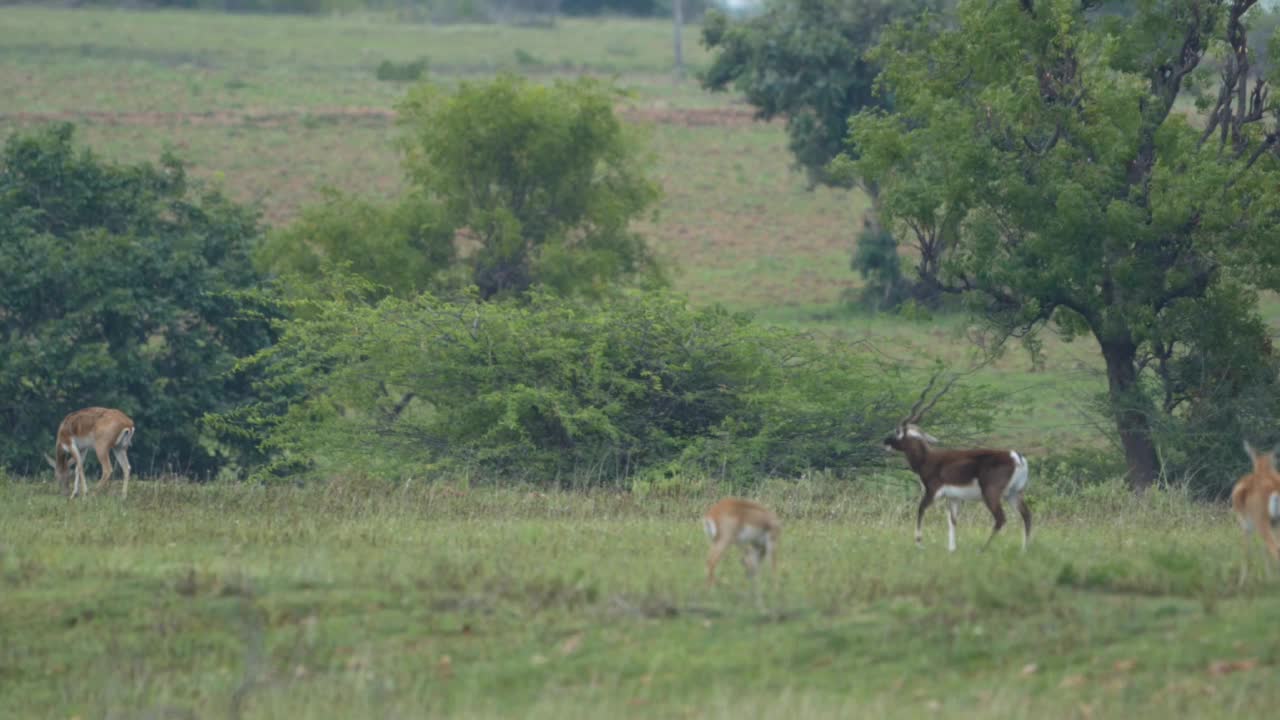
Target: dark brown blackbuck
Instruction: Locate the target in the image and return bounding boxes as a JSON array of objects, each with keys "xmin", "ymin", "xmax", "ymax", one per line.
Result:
[{"xmin": 883, "ymin": 373, "xmax": 1030, "ymax": 552}]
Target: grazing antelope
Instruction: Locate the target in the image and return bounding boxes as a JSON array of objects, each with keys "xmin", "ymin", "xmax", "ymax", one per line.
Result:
[
  {"xmin": 44, "ymin": 407, "xmax": 135, "ymax": 499},
  {"xmin": 702, "ymin": 498, "xmax": 781, "ymax": 588},
  {"xmin": 883, "ymin": 373, "xmax": 1030, "ymax": 552},
  {"xmin": 1232, "ymin": 441, "xmax": 1280, "ymax": 584}
]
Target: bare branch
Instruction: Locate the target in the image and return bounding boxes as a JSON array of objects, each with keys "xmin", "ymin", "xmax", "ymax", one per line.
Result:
[{"xmin": 906, "ymin": 356, "xmax": 997, "ymax": 424}]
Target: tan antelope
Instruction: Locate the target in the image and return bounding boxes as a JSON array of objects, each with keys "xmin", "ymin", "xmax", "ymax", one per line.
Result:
[
  {"xmin": 883, "ymin": 373, "xmax": 1030, "ymax": 552},
  {"xmin": 44, "ymin": 407, "xmax": 135, "ymax": 499},
  {"xmin": 702, "ymin": 497, "xmax": 781, "ymax": 588},
  {"xmin": 1232, "ymin": 441, "xmax": 1280, "ymax": 584}
]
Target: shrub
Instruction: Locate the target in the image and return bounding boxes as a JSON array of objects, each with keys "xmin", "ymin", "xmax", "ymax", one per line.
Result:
[
  {"xmin": 256, "ymin": 189, "xmax": 455, "ymax": 298},
  {"xmin": 375, "ymin": 57, "xmax": 430, "ymax": 83},
  {"xmin": 222, "ymin": 280, "xmax": 995, "ymax": 486}
]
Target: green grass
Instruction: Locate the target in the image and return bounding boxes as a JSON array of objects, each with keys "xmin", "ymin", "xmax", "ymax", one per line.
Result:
[{"xmin": 2, "ymin": 476, "xmax": 1277, "ymax": 718}]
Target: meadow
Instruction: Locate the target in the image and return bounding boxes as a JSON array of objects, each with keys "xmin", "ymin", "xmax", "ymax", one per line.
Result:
[
  {"xmin": 2, "ymin": 6, "xmax": 1278, "ymax": 718},
  {"xmin": 2, "ymin": 477, "xmax": 1279, "ymax": 719}
]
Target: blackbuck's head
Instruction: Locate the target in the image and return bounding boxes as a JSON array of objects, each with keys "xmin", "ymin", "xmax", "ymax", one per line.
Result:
[
  {"xmin": 883, "ymin": 369, "xmax": 962, "ymax": 453},
  {"xmin": 883, "ymin": 423, "xmax": 939, "ymax": 452},
  {"xmin": 1243, "ymin": 440, "xmax": 1279, "ymax": 473}
]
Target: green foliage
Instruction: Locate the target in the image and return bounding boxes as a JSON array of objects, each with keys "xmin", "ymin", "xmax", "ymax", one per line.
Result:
[
  {"xmin": 849, "ymin": 0, "xmax": 1280, "ymax": 492},
  {"xmin": 700, "ymin": 0, "xmax": 943, "ymax": 187},
  {"xmin": 256, "ymin": 189, "xmax": 454, "ymax": 298},
  {"xmin": 375, "ymin": 57, "xmax": 429, "ymax": 82},
  {"xmin": 396, "ymin": 75, "xmax": 662, "ymax": 300},
  {"xmin": 848, "ymin": 219, "xmax": 906, "ymax": 310},
  {"xmin": 0, "ymin": 124, "xmax": 277, "ymax": 476},
  {"xmin": 224, "ymin": 281, "xmax": 992, "ymax": 485}
]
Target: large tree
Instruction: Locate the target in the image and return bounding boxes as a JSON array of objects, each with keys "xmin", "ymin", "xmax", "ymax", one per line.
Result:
[
  {"xmin": 701, "ymin": 0, "xmax": 953, "ymax": 305},
  {"xmin": 396, "ymin": 75, "xmax": 662, "ymax": 300},
  {"xmin": 851, "ymin": 0, "xmax": 1280, "ymax": 492},
  {"xmin": 701, "ymin": 0, "xmax": 944, "ymax": 188}
]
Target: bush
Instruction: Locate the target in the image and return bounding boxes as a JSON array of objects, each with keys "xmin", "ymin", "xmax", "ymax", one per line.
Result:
[
  {"xmin": 222, "ymin": 280, "xmax": 996, "ymax": 486},
  {"xmin": 375, "ymin": 57, "xmax": 430, "ymax": 82},
  {"xmin": 256, "ymin": 189, "xmax": 454, "ymax": 298}
]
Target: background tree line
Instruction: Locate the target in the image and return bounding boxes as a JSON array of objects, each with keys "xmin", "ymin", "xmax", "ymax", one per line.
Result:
[{"xmin": 39, "ymin": 0, "xmax": 714, "ymax": 21}]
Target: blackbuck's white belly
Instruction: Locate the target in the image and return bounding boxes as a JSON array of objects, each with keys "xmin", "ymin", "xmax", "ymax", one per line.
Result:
[
  {"xmin": 702, "ymin": 519, "xmax": 770, "ymax": 545},
  {"xmin": 63, "ymin": 435, "xmax": 96, "ymax": 455},
  {"xmin": 734, "ymin": 525, "xmax": 770, "ymax": 544},
  {"xmin": 933, "ymin": 452, "xmax": 1031, "ymax": 503},
  {"xmin": 935, "ymin": 482, "xmax": 983, "ymax": 502}
]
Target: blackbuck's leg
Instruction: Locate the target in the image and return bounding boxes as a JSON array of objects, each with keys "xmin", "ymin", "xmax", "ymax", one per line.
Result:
[
  {"xmin": 946, "ymin": 500, "xmax": 960, "ymax": 553},
  {"xmin": 93, "ymin": 441, "xmax": 114, "ymax": 494},
  {"xmin": 765, "ymin": 533, "xmax": 778, "ymax": 574},
  {"xmin": 915, "ymin": 492, "xmax": 936, "ymax": 548},
  {"xmin": 69, "ymin": 445, "xmax": 86, "ymax": 498},
  {"xmin": 113, "ymin": 446, "xmax": 131, "ymax": 500},
  {"xmin": 706, "ymin": 522, "xmax": 737, "ymax": 588},
  {"xmin": 980, "ymin": 486, "xmax": 1007, "ymax": 551},
  {"xmin": 1015, "ymin": 496, "xmax": 1032, "ymax": 551},
  {"xmin": 1238, "ymin": 518, "xmax": 1254, "ymax": 587},
  {"xmin": 741, "ymin": 543, "xmax": 762, "ymax": 579},
  {"xmin": 1259, "ymin": 520, "xmax": 1280, "ymax": 578},
  {"xmin": 742, "ymin": 541, "xmax": 770, "ymax": 613}
]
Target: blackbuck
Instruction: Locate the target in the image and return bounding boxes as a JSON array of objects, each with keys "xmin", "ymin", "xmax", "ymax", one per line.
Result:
[
  {"xmin": 44, "ymin": 407, "xmax": 135, "ymax": 499},
  {"xmin": 702, "ymin": 498, "xmax": 781, "ymax": 588},
  {"xmin": 1232, "ymin": 441, "xmax": 1280, "ymax": 583},
  {"xmin": 883, "ymin": 374, "xmax": 1030, "ymax": 552}
]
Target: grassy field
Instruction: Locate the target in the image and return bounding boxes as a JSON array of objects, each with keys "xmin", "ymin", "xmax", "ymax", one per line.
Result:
[
  {"xmin": 2, "ymin": 477, "xmax": 1278, "ymax": 719},
  {"xmin": 3, "ymin": 13, "xmax": 1278, "ymax": 715}
]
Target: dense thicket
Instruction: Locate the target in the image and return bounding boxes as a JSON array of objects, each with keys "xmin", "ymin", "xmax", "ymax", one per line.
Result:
[
  {"xmin": 215, "ymin": 278, "xmax": 993, "ymax": 487},
  {"xmin": 0, "ymin": 124, "xmax": 277, "ymax": 477}
]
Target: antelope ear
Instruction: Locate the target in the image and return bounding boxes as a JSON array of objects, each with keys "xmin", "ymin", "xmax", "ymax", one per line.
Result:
[
  {"xmin": 43, "ymin": 453, "xmax": 57, "ymax": 470},
  {"xmin": 923, "ymin": 431, "xmax": 940, "ymax": 444},
  {"xmin": 1244, "ymin": 440, "xmax": 1258, "ymax": 461}
]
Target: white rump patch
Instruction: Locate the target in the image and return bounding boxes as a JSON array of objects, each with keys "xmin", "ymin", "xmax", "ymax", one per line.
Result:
[
  {"xmin": 703, "ymin": 518, "xmax": 718, "ymax": 541},
  {"xmin": 1269, "ymin": 492, "xmax": 1280, "ymax": 520},
  {"xmin": 936, "ymin": 482, "xmax": 983, "ymax": 502},
  {"xmin": 1007, "ymin": 451, "xmax": 1030, "ymax": 497}
]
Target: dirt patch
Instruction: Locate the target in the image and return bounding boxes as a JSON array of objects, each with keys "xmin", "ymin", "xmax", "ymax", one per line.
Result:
[
  {"xmin": 619, "ymin": 106, "xmax": 764, "ymax": 128},
  {"xmin": 0, "ymin": 107, "xmax": 398, "ymax": 129},
  {"xmin": 1, "ymin": 105, "xmax": 764, "ymax": 129}
]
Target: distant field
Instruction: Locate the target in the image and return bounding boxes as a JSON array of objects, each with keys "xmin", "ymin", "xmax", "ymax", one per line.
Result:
[{"xmin": 2, "ymin": 478, "xmax": 1278, "ymax": 719}]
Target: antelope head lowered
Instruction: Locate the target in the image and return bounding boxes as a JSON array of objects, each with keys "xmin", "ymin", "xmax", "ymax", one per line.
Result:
[
  {"xmin": 43, "ymin": 407, "xmax": 135, "ymax": 499},
  {"xmin": 883, "ymin": 372, "xmax": 1030, "ymax": 552}
]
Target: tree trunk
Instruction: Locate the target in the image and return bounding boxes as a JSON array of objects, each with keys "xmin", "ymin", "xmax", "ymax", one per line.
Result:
[{"xmin": 1099, "ymin": 336, "xmax": 1161, "ymax": 492}]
